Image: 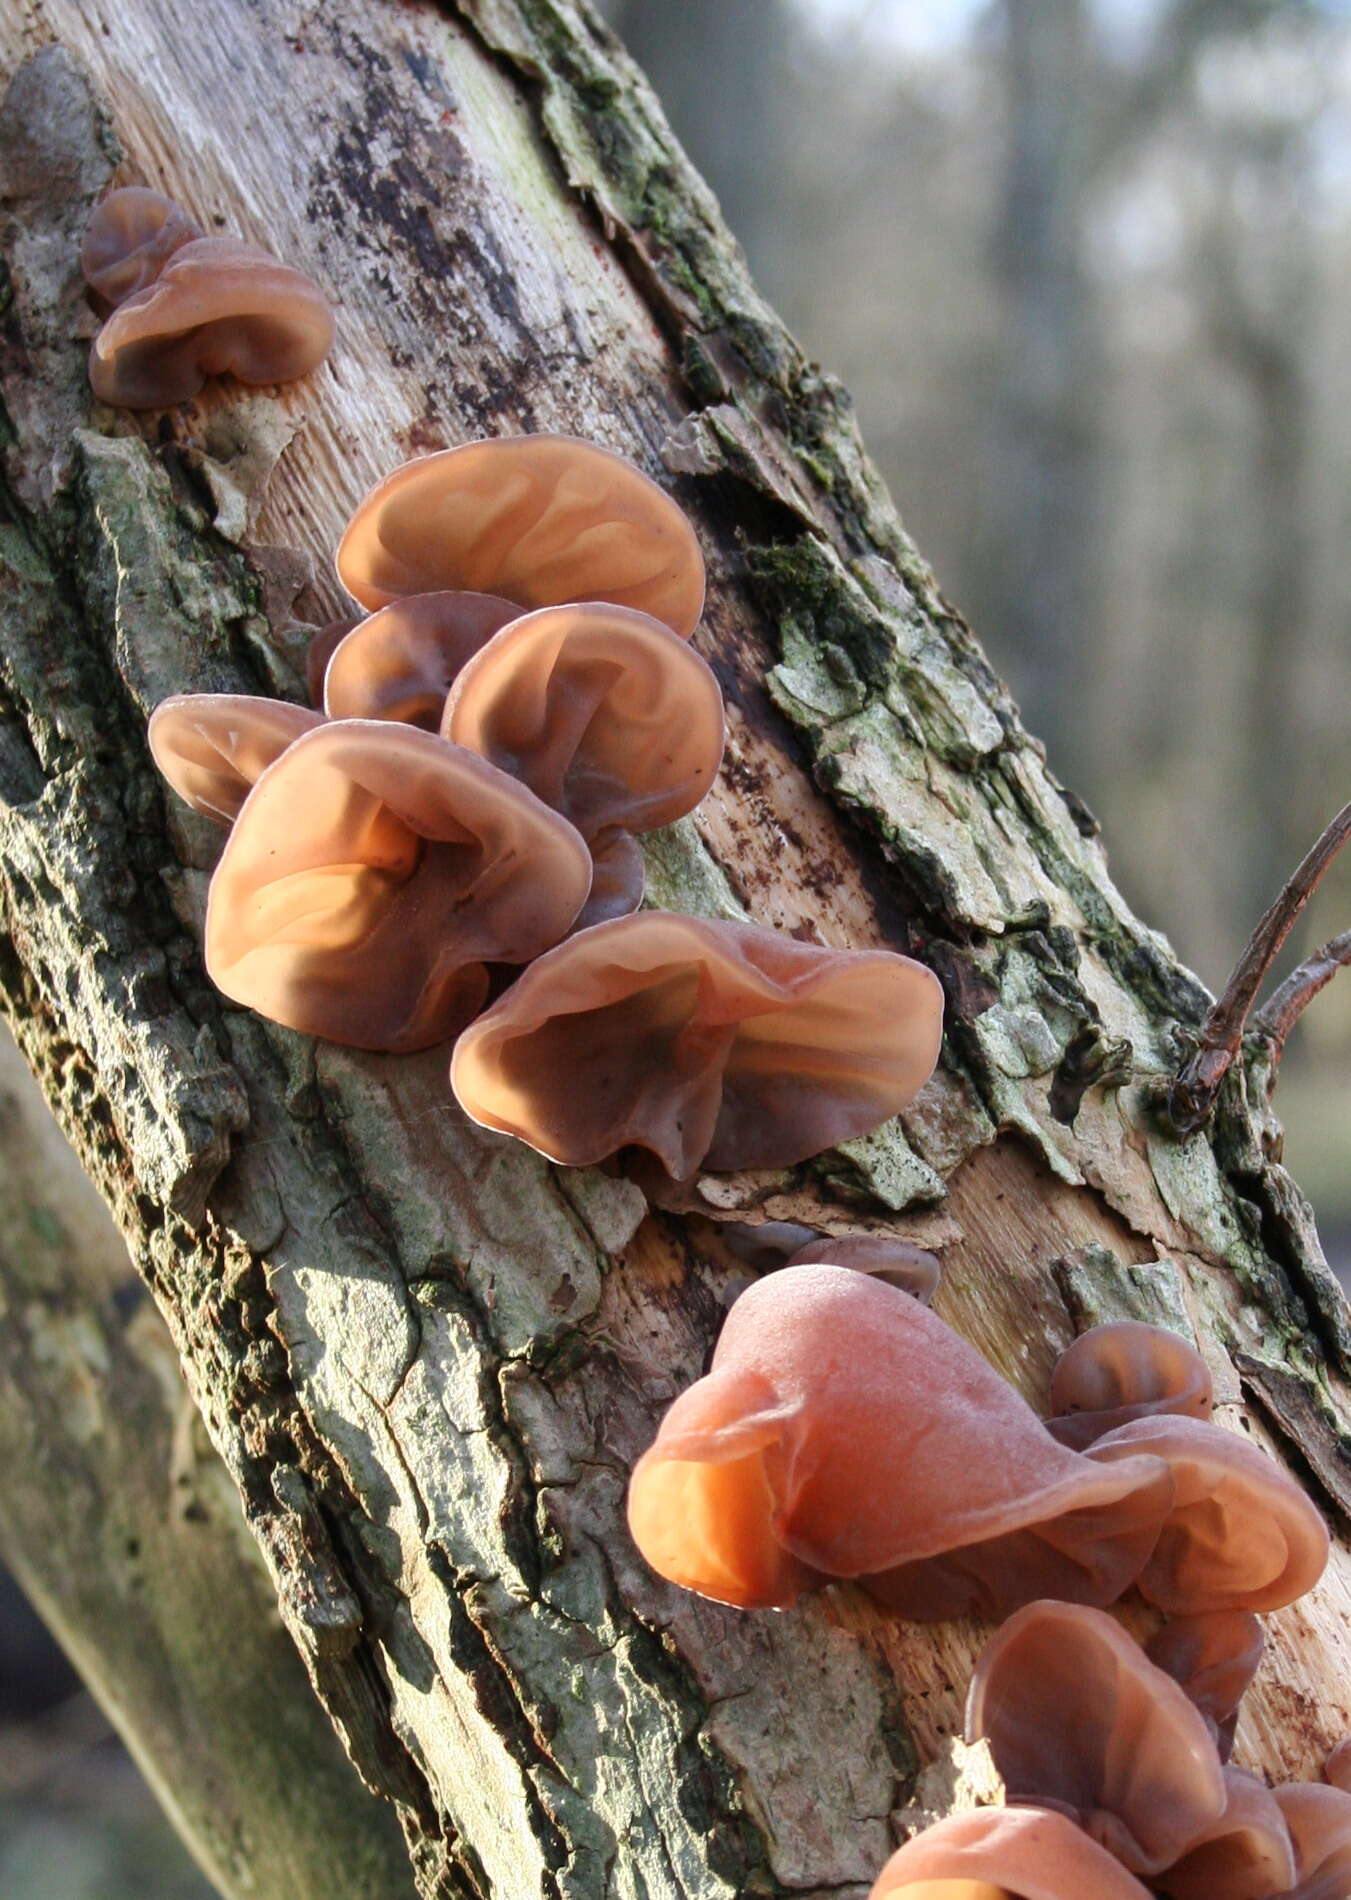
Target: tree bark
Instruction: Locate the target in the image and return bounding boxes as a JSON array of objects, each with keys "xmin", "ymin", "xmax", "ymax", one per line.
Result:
[{"xmin": 0, "ymin": 6, "xmax": 1348, "ymax": 1900}]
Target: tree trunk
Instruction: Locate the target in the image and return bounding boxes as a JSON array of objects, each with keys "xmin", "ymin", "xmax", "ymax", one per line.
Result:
[{"xmin": 0, "ymin": 6, "xmax": 1348, "ymax": 1899}]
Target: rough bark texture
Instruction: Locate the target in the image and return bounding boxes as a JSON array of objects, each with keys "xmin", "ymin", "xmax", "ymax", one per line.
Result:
[
  {"xmin": 0, "ymin": 5, "xmax": 1348, "ymax": 1899},
  {"xmin": 0, "ymin": 1025, "xmax": 420, "ymax": 1900}
]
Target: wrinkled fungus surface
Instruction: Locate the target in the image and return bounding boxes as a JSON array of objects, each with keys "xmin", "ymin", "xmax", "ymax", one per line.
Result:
[
  {"xmin": 323, "ymin": 592, "xmax": 520, "ymax": 728},
  {"xmin": 205, "ymin": 720, "xmax": 591, "ymax": 1051},
  {"xmin": 89, "ymin": 235, "xmax": 334, "ymax": 408},
  {"xmin": 626, "ymin": 1264, "xmax": 1172, "ymax": 1612},
  {"xmin": 1047, "ymin": 1321, "xmax": 1213, "ymax": 1450},
  {"xmin": 81, "ymin": 185, "xmax": 202, "ymax": 307},
  {"xmin": 868, "ymin": 1806, "xmax": 1155, "ymax": 1900},
  {"xmin": 450, "ymin": 912, "xmax": 944, "ymax": 1179},
  {"xmin": 149, "ymin": 693, "xmax": 322, "ymax": 825},
  {"xmin": 336, "ymin": 435, "xmax": 706, "ymax": 634}
]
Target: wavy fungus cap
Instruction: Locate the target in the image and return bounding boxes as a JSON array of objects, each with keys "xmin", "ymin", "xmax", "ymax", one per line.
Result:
[
  {"xmin": 1145, "ymin": 1610, "xmax": 1264, "ymax": 1761},
  {"xmin": 336, "ymin": 435, "xmax": 706, "ymax": 635},
  {"xmin": 442, "ymin": 602, "xmax": 725, "ymax": 839},
  {"xmin": 205, "ymin": 720, "xmax": 592, "ymax": 1052},
  {"xmin": 1046, "ymin": 1321, "xmax": 1213, "ymax": 1449},
  {"xmin": 1163, "ymin": 1768, "xmax": 1297, "ymax": 1900},
  {"xmin": 449, "ymin": 912, "xmax": 945, "ymax": 1179},
  {"xmin": 964, "ymin": 1600, "xmax": 1225, "ymax": 1876},
  {"xmin": 81, "ymin": 187, "xmax": 202, "ymax": 307},
  {"xmin": 625, "ymin": 1265, "xmax": 1172, "ymax": 1611},
  {"xmin": 1086, "ymin": 1413, "xmax": 1329, "ymax": 1613},
  {"xmin": 867, "ymin": 1806, "xmax": 1155, "ymax": 1900},
  {"xmin": 89, "ymin": 236, "xmax": 334, "ymax": 408},
  {"xmin": 148, "ymin": 694, "xmax": 322, "ymax": 825},
  {"xmin": 783, "ymin": 1232, "xmax": 942, "ymax": 1303},
  {"xmin": 1271, "ymin": 1783, "xmax": 1351, "ymax": 1900},
  {"xmin": 322, "ymin": 592, "xmax": 521, "ymax": 728}
]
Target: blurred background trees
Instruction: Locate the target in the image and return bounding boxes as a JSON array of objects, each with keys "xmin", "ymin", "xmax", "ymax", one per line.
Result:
[{"xmin": 611, "ymin": 0, "xmax": 1351, "ymax": 1265}]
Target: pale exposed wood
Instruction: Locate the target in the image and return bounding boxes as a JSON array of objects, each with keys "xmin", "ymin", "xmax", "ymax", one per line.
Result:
[{"xmin": 0, "ymin": 4, "xmax": 1348, "ymax": 1898}]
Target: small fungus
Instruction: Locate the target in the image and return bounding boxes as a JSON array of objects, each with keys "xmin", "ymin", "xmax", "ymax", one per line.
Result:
[
  {"xmin": 782, "ymin": 1232, "xmax": 942, "ymax": 1303},
  {"xmin": 450, "ymin": 913, "xmax": 945, "ymax": 1179},
  {"xmin": 89, "ymin": 235, "xmax": 334, "ymax": 408},
  {"xmin": 443, "ymin": 602, "xmax": 726, "ymax": 925},
  {"xmin": 322, "ymin": 592, "xmax": 520, "ymax": 728},
  {"xmin": 1270, "ymin": 1783, "xmax": 1351, "ymax": 1900},
  {"xmin": 305, "ymin": 617, "xmax": 360, "ymax": 708},
  {"xmin": 964, "ymin": 1600, "xmax": 1226, "ymax": 1876},
  {"xmin": 1085, "ymin": 1413, "xmax": 1330, "ymax": 1613},
  {"xmin": 148, "ymin": 693, "xmax": 322, "ymax": 825},
  {"xmin": 625, "ymin": 1265, "xmax": 1172, "ymax": 1612},
  {"xmin": 336, "ymin": 434, "xmax": 706, "ymax": 635},
  {"xmin": 1163, "ymin": 1768, "xmax": 1297, "ymax": 1900},
  {"xmin": 867, "ymin": 1806, "xmax": 1155, "ymax": 1900},
  {"xmin": 1145, "ymin": 1609, "xmax": 1265, "ymax": 1761},
  {"xmin": 1324, "ymin": 1739, "xmax": 1351, "ymax": 1794},
  {"xmin": 81, "ymin": 186, "xmax": 202, "ymax": 307},
  {"xmin": 205, "ymin": 720, "xmax": 592, "ymax": 1051},
  {"xmin": 1046, "ymin": 1320, "xmax": 1214, "ymax": 1449}
]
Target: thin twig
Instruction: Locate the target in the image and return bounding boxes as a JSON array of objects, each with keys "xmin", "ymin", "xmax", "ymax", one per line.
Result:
[
  {"xmin": 1168, "ymin": 801, "xmax": 1351, "ymax": 1134},
  {"xmin": 1251, "ymin": 927, "xmax": 1351, "ymax": 1068}
]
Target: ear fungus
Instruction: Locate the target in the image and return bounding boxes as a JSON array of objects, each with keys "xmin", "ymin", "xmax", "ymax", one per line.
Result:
[
  {"xmin": 450, "ymin": 913, "xmax": 945, "ymax": 1180},
  {"xmin": 1270, "ymin": 1783, "xmax": 1351, "ymax": 1900},
  {"xmin": 204, "ymin": 720, "xmax": 592, "ymax": 1052},
  {"xmin": 1046, "ymin": 1320, "xmax": 1214, "ymax": 1449},
  {"xmin": 867, "ymin": 1806, "xmax": 1156, "ymax": 1900},
  {"xmin": 148, "ymin": 694, "xmax": 323, "ymax": 825},
  {"xmin": 81, "ymin": 186, "xmax": 202, "ymax": 307},
  {"xmin": 1145, "ymin": 1610, "xmax": 1265, "ymax": 1761},
  {"xmin": 964, "ymin": 1600, "xmax": 1226, "ymax": 1876},
  {"xmin": 305, "ymin": 618, "xmax": 360, "ymax": 708},
  {"xmin": 782, "ymin": 1233, "xmax": 942, "ymax": 1303},
  {"xmin": 89, "ymin": 235, "xmax": 334, "ymax": 408},
  {"xmin": 336, "ymin": 435, "xmax": 706, "ymax": 636},
  {"xmin": 626, "ymin": 1265, "xmax": 1172, "ymax": 1612},
  {"xmin": 1162, "ymin": 1768, "xmax": 1298, "ymax": 1900},
  {"xmin": 322, "ymin": 592, "xmax": 521, "ymax": 728},
  {"xmin": 1085, "ymin": 1413, "xmax": 1330, "ymax": 1613},
  {"xmin": 1325, "ymin": 1740, "xmax": 1351, "ymax": 1794}
]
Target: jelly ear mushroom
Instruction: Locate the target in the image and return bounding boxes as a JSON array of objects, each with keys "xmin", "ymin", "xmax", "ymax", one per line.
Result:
[
  {"xmin": 305, "ymin": 617, "xmax": 359, "ymax": 708},
  {"xmin": 1145, "ymin": 1610, "xmax": 1264, "ymax": 1761},
  {"xmin": 148, "ymin": 694, "xmax": 322, "ymax": 825},
  {"xmin": 323, "ymin": 592, "xmax": 520, "ymax": 728},
  {"xmin": 1270, "ymin": 1783, "xmax": 1351, "ymax": 1900},
  {"xmin": 1086, "ymin": 1413, "xmax": 1330, "ymax": 1612},
  {"xmin": 1325, "ymin": 1739, "xmax": 1351, "ymax": 1793},
  {"xmin": 1163, "ymin": 1768, "xmax": 1297, "ymax": 1900},
  {"xmin": 450, "ymin": 912, "xmax": 944, "ymax": 1180},
  {"xmin": 784, "ymin": 1232, "xmax": 942, "ymax": 1303},
  {"xmin": 336, "ymin": 435, "xmax": 706, "ymax": 636},
  {"xmin": 1046, "ymin": 1320, "xmax": 1213, "ymax": 1449},
  {"xmin": 964, "ymin": 1599, "xmax": 1226, "ymax": 1876},
  {"xmin": 205, "ymin": 721, "xmax": 591, "ymax": 1052},
  {"xmin": 625, "ymin": 1265, "xmax": 1173, "ymax": 1613},
  {"xmin": 89, "ymin": 236, "xmax": 334, "ymax": 409},
  {"xmin": 82, "ymin": 186, "xmax": 202, "ymax": 307},
  {"xmin": 867, "ymin": 1807, "xmax": 1155, "ymax": 1900}
]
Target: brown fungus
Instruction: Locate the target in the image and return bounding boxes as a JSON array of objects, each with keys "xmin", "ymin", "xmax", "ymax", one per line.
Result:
[
  {"xmin": 625, "ymin": 1265, "xmax": 1173, "ymax": 1613},
  {"xmin": 89, "ymin": 235, "xmax": 334, "ymax": 409},
  {"xmin": 867, "ymin": 1806, "xmax": 1156, "ymax": 1900},
  {"xmin": 1145, "ymin": 1609, "xmax": 1265, "ymax": 1761},
  {"xmin": 305, "ymin": 617, "xmax": 360, "ymax": 709},
  {"xmin": 449, "ymin": 912, "xmax": 944, "ymax": 1180},
  {"xmin": 1086, "ymin": 1413, "xmax": 1330, "ymax": 1613},
  {"xmin": 964, "ymin": 1600, "xmax": 1226, "ymax": 1876},
  {"xmin": 784, "ymin": 1232, "xmax": 942, "ymax": 1302},
  {"xmin": 1270, "ymin": 1783, "xmax": 1351, "ymax": 1900},
  {"xmin": 204, "ymin": 720, "xmax": 591, "ymax": 1052},
  {"xmin": 336, "ymin": 435, "xmax": 706, "ymax": 635},
  {"xmin": 1046, "ymin": 1320, "xmax": 1213, "ymax": 1450},
  {"xmin": 148, "ymin": 693, "xmax": 322, "ymax": 826},
  {"xmin": 1163, "ymin": 1768, "xmax": 1298, "ymax": 1900},
  {"xmin": 322, "ymin": 592, "xmax": 520, "ymax": 728},
  {"xmin": 1324, "ymin": 1740, "xmax": 1351, "ymax": 1795},
  {"xmin": 81, "ymin": 186, "xmax": 202, "ymax": 308}
]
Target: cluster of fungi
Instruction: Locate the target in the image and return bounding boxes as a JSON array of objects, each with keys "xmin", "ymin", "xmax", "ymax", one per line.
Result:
[{"xmin": 87, "ymin": 185, "xmax": 1347, "ymax": 1897}]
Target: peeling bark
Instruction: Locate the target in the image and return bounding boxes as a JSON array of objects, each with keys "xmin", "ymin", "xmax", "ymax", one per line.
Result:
[{"xmin": 0, "ymin": 6, "xmax": 1348, "ymax": 1900}]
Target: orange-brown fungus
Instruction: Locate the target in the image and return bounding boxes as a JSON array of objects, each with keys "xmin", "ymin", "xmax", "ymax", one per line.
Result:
[
  {"xmin": 205, "ymin": 721, "xmax": 591, "ymax": 1052},
  {"xmin": 335, "ymin": 435, "xmax": 706, "ymax": 635},
  {"xmin": 1146, "ymin": 1609, "xmax": 1264, "ymax": 1760},
  {"xmin": 148, "ymin": 693, "xmax": 322, "ymax": 825},
  {"xmin": 1163, "ymin": 1768, "xmax": 1297, "ymax": 1900},
  {"xmin": 89, "ymin": 235, "xmax": 334, "ymax": 408},
  {"xmin": 1086, "ymin": 1413, "xmax": 1329, "ymax": 1613},
  {"xmin": 1325, "ymin": 1739, "xmax": 1351, "ymax": 1794},
  {"xmin": 625, "ymin": 1265, "xmax": 1172, "ymax": 1612},
  {"xmin": 1271, "ymin": 1783, "xmax": 1351, "ymax": 1899},
  {"xmin": 322, "ymin": 592, "xmax": 520, "ymax": 728},
  {"xmin": 305, "ymin": 617, "xmax": 360, "ymax": 708},
  {"xmin": 81, "ymin": 186, "xmax": 202, "ymax": 307},
  {"xmin": 965, "ymin": 1601, "xmax": 1225, "ymax": 1876},
  {"xmin": 1046, "ymin": 1320, "xmax": 1214, "ymax": 1449},
  {"xmin": 867, "ymin": 1806, "xmax": 1155, "ymax": 1900},
  {"xmin": 783, "ymin": 1232, "xmax": 942, "ymax": 1302},
  {"xmin": 449, "ymin": 912, "xmax": 944, "ymax": 1179}
]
